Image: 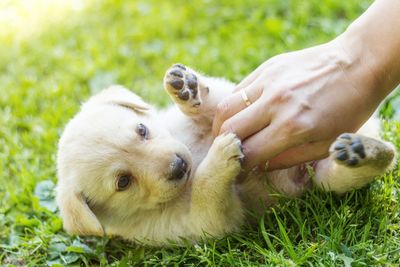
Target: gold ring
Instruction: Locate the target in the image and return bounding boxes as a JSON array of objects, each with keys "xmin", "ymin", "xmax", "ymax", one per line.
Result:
[{"xmin": 240, "ymin": 90, "xmax": 251, "ymax": 107}]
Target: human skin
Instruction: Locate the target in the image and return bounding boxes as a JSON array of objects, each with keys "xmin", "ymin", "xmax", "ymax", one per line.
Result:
[{"xmin": 212, "ymin": 0, "xmax": 400, "ymax": 171}]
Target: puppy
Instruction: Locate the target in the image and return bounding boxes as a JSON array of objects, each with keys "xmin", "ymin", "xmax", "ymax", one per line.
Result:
[{"xmin": 56, "ymin": 64, "xmax": 396, "ymax": 246}]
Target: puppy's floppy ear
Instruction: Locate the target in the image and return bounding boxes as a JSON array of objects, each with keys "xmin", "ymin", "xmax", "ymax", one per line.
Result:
[
  {"xmin": 84, "ymin": 85, "xmax": 150, "ymax": 113},
  {"xmin": 56, "ymin": 184, "xmax": 104, "ymax": 236}
]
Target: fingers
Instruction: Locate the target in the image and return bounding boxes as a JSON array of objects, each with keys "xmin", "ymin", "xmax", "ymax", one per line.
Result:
[
  {"xmin": 241, "ymin": 123, "xmax": 314, "ymax": 170},
  {"xmin": 266, "ymin": 140, "xmax": 333, "ymax": 170},
  {"xmin": 213, "ymin": 62, "xmax": 268, "ymax": 136},
  {"xmin": 212, "ymin": 86, "xmax": 262, "ymax": 136},
  {"xmin": 218, "ymin": 99, "xmax": 271, "ymax": 140},
  {"xmin": 240, "ymin": 124, "xmax": 291, "ymax": 170}
]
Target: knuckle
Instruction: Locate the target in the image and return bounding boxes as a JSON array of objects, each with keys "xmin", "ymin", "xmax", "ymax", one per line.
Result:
[
  {"xmin": 284, "ymin": 116, "xmax": 315, "ymax": 139},
  {"xmin": 268, "ymin": 88, "xmax": 292, "ymax": 105},
  {"xmin": 220, "ymin": 121, "xmax": 235, "ymax": 134}
]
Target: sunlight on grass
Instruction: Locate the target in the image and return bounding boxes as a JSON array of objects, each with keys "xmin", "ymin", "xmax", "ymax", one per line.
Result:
[{"xmin": 0, "ymin": 0, "xmax": 90, "ymax": 43}]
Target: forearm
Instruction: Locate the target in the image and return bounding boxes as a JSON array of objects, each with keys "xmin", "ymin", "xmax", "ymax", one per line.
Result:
[{"xmin": 338, "ymin": 0, "xmax": 400, "ymax": 100}]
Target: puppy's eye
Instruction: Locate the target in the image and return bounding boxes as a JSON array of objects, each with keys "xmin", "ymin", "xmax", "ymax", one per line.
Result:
[
  {"xmin": 136, "ymin": 123, "xmax": 149, "ymax": 139},
  {"xmin": 116, "ymin": 174, "xmax": 132, "ymax": 191}
]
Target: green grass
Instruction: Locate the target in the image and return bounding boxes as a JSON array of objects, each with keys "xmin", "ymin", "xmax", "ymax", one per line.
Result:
[{"xmin": 1, "ymin": 0, "xmax": 399, "ymax": 266}]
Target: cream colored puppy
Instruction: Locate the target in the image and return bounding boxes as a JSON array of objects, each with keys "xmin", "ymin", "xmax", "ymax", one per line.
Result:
[{"xmin": 56, "ymin": 64, "xmax": 396, "ymax": 246}]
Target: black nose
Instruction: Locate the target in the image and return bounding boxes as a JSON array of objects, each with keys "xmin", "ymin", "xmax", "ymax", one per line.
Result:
[{"xmin": 169, "ymin": 154, "xmax": 188, "ymax": 181}]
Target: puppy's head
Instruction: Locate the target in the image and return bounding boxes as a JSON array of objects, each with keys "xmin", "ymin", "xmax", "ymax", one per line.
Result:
[{"xmin": 56, "ymin": 86, "xmax": 192, "ymax": 236}]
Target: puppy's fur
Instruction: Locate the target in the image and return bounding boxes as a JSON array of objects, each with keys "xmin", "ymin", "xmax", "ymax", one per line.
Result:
[{"xmin": 56, "ymin": 64, "xmax": 396, "ymax": 245}]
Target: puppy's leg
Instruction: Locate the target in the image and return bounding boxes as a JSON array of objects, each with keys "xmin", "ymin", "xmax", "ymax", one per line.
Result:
[
  {"xmin": 313, "ymin": 133, "xmax": 396, "ymax": 193},
  {"xmin": 163, "ymin": 64, "xmax": 234, "ymax": 120},
  {"xmin": 188, "ymin": 133, "xmax": 244, "ymax": 236}
]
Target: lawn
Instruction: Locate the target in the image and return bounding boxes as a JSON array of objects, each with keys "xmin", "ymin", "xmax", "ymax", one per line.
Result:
[{"xmin": 1, "ymin": 0, "xmax": 399, "ymax": 266}]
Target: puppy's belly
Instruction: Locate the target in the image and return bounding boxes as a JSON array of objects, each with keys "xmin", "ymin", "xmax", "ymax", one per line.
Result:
[{"xmin": 238, "ymin": 165, "xmax": 312, "ymax": 212}]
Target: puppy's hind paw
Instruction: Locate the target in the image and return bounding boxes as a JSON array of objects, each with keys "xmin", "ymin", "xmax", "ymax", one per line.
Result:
[
  {"xmin": 331, "ymin": 134, "xmax": 365, "ymax": 167},
  {"xmin": 330, "ymin": 133, "xmax": 395, "ymax": 169}
]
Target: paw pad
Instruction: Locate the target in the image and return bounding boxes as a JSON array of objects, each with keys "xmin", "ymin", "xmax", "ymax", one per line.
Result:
[
  {"xmin": 164, "ymin": 64, "xmax": 202, "ymax": 106},
  {"xmin": 169, "ymin": 79, "xmax": 184, "ymax": 90},
  {"xmin": 331, "ymin": 133, "xmax": 366, "ymax": 167},
  {"xmin": 170, "ymin": 69, "xmax": 184, "ymax": 78},
  {"xmin": 173, "ymin": 63, "xmax": 186, "ymax": 70}
]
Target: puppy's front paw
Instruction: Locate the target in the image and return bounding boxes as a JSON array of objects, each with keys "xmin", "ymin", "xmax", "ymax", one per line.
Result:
[
  {"xmin": 164, "ymin": 64, "xmax": 207, "ymax": 111},
  {"xmin": 209, "ymin": 133, "xmax": 244, "ymax": 177}
]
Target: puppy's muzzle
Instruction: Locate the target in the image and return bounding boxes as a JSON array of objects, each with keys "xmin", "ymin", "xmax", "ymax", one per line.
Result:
[{"xmin": 169, "ymin": 154, "xmax": 189, "ymax": 181}]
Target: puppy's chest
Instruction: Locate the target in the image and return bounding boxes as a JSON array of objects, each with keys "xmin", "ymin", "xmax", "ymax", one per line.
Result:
[
  {"xmin": 163, "ymin": 114, "xmax": 214, "ymax": 169},
  {"xmin": 178, "ymin": 129, "xmax": 213, "ymax": 169}
]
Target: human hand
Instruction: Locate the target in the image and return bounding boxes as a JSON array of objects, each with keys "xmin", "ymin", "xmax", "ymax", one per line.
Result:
[{"xmin": 212, "ymin": 39, "xmax": 387, "ymax": 171}]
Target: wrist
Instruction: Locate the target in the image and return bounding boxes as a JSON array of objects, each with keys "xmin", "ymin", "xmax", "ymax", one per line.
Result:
[
  {"xmin": 329, "ymin": 31, "xmax": 382, "ymax": 100},
  {"xmin": 334, "ymin": 0, "xmax": 400, "ymax": 99}
]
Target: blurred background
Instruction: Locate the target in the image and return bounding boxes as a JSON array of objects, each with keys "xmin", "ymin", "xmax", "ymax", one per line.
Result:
[{"xmin": 1, "ymin": 0, "xmax": 399, "ymax": 266}]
